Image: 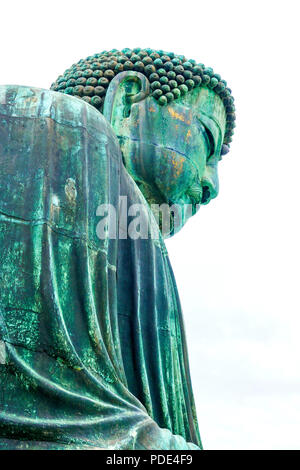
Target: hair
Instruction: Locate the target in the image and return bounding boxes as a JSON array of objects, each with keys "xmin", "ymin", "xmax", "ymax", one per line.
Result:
[{"xmin": 50, "ymin": 48, "xmax": 236, "ymax": 147}]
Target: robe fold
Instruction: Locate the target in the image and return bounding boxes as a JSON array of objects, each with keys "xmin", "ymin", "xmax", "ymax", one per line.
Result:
[{"xmin": 0, "ymin": 85, "xmax": 201, "ymax": 450}]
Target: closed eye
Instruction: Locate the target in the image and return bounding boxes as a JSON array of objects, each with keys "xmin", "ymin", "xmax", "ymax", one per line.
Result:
[
  {"xmin": 196, "ymin": 118, "xmax": 215, "ymax": 161},
  {"xmin": 203, "ymin": 125, "xmax": 215, "ymax": 161}
]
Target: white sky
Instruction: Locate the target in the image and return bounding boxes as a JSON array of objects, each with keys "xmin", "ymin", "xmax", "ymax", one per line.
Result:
[{"xmin": 1, "ymin": 0, "xmax": 299, "ymax": 450}]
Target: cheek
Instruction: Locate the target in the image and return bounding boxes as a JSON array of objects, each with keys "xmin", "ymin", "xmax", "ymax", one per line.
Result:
[
  {"xmin": 155, "ymin": 149, "xmax": 198, "ymax": 200},
  {"xmin": 184, "ymin": 133, "xmax": 209, "ymax": 179}
]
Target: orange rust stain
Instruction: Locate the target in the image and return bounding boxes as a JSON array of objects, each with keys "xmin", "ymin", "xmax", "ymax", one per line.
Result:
[
  {"xmin": 171, "ymin": 155, "xmax": 185, "ymax": 177},
  {"xmin": 149, "ymin": 107, "xmax": 156, "ymax": 112},
  {"xmin": 168, "ymin": 107, "xmax": 185, "ymax": 122},
  {"xmin": 185, "ymin": 129, "xmax": 192, "ymax": 142}
]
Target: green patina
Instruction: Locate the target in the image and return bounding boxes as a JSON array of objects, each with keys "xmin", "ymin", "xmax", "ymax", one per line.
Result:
[{"xmin": 0, "ymin": 49, "xmax": 234, "ymax": 450}]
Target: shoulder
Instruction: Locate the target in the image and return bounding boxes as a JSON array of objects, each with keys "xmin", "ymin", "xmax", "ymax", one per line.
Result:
[{"xmin": 0, "ymin": 85, "xmax": 120, "ymax": 150}]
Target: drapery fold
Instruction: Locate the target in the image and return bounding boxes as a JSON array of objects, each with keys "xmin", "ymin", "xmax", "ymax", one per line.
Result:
[{"xmin": 0, "ymin": 85, "xmax": 201, "ymax": 450}]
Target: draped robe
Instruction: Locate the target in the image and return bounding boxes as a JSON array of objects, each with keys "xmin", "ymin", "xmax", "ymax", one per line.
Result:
[{"xmin": 0, "ymin": 85, "xmax": 201, "ymax": 450}]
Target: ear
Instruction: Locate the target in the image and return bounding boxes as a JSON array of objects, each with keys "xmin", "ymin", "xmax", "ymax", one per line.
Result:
[{"xmin": 103, "ymin": 71, "xmax": 150, "ymax": 128}]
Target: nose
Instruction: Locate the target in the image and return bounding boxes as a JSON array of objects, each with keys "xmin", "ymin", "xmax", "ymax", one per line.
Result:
[{"xmin": 201, "ymin": 165, "xmax": 219, "ymax": 205}]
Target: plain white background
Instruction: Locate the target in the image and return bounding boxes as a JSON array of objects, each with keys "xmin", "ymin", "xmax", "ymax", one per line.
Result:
[{"xmin": 1, "ymin": 0, "xmax": 299, "ymax": 450}]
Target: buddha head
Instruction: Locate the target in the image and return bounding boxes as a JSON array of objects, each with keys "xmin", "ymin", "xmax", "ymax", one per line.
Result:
[{"xmin": 51, "ymin": 48, "xmax": 236, "ymax": 236}]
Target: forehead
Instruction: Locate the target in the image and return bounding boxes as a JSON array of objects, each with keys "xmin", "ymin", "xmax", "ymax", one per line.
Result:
[
  {"xmin": 146, "ymin": 87, "xmax": 226, "ymax": 138},
  {"xmin": 176, "ymin": 87, "xmax": 226, "ymax": 132},
  {"xmin": 131, "ymin": 86, "xmax": 227, "ymax": 153},
  {"xmin": 162, "ymin": 87, "xmax": 227, "ymax": 154}
]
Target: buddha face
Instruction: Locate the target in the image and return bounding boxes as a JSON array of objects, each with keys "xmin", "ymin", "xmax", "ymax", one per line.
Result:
[{"xmin": 105, "ymin": 75, "xmax": 227, "ymax": 236}]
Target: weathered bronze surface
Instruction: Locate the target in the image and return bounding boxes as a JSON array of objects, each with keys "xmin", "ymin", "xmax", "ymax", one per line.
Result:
[{"xmin": 0, "ymin": 49, "xmax": 234, "ymax": 450}]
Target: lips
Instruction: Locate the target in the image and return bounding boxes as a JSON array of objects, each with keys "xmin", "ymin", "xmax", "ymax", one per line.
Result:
[
  {"xmin": 186, "ymin": 183, "xmax": 202, "ymax": 206},
  {"xmin": 186, "ymin": 183, "xmax": 212, "ymax": 206}
]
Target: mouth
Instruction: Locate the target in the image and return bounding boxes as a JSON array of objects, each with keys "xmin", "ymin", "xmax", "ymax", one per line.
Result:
[
  {"xmin": 186, "ymin": 183, "xmax": 212, "ymax": 207},
  {"xmin": 186, "ymin": 183, "xmax": 202, "ymax": 207}
]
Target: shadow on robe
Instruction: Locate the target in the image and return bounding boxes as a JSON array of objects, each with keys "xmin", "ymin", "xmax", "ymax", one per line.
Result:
[{"xmin": 0, "ymin": 85, "xmax": 201, "ymax": 450}]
